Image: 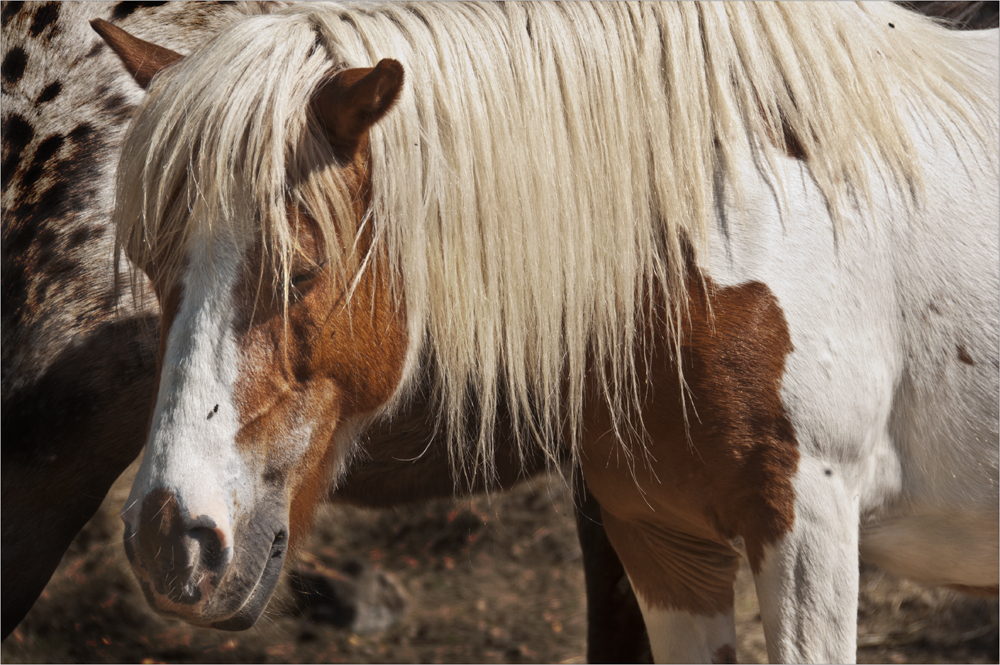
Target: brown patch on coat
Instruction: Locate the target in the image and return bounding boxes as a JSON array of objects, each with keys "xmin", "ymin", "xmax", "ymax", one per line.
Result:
[
  {"xmin": 1, "ymin": 46, "xmax": 28, "ymax": 85},
  {"xmin": 773, "ymin": 120, "xmax": 807, "ymax": 160},
  {"xmin": 580, "ymin": 265, "xmax": 799, "ymax": 616},
  {"xmin": 755, "ymin": 96, "xmax": 807, "ymax": 160},
  {"xmin": 781, "ymin": 123, "xmax": 807, "ymax": 160},
  {"xmin": 956, "ymin": 344, "xmax": 974, "ymax": 365},
  {"xmin": 713, "ymin": 644, "xmax": 737, "ymax": 664}
]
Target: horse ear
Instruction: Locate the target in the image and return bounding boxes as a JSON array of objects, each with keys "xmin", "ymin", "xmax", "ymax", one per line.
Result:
[
  {"xmin": 90, "ymin": 18, "xmax": 183, "ymax": 89},
  {"xmin": 313, "ymin": 59, "xmax": 405, "ymax": 161}
]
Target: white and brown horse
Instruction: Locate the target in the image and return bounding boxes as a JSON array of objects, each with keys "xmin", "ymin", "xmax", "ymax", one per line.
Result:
[
  {"xmin": 35, "ymin": 1, "xmax": 1000, "ymax": 662},
  {"xmin": 99, "ymin": 2, "xmax": 998, "ymax": 661}
]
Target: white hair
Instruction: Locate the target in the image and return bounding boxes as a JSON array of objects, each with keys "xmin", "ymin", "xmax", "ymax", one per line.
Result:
[{"xmin": 114, "ymin": 1, "xmax": 995, "ymax": 483}]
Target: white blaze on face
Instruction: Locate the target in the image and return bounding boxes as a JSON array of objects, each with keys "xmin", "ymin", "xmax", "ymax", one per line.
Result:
[{"xmin": 123, "ymin": 229, "xmax": 251, "ymax": 551}]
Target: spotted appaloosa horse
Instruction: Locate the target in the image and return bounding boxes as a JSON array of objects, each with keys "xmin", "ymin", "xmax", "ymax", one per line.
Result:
[
  {"xmin": 1, "ymin": 4, "xmax": 647, "ymax": 659},
  {"xmin": 95, "ymin": 2, "xmax": 998, "ymax": 662},
  {"xmin": 1, "ymin": 0, "xmax": 253, "ymax": 639}
]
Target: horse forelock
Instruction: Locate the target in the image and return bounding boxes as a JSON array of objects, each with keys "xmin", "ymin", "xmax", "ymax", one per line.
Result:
[
  {"xmin": 113, "ymin": 10, "xmax": 360, "ymax": 307},
  {"xmin": 113, "ymin": 1, "xmax": 997, "ymax": 484}
]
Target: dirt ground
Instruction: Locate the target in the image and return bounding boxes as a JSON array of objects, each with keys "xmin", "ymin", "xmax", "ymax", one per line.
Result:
[{"xmin": 3, "ymin": 463, "xmax": 997, "ymax": 664}]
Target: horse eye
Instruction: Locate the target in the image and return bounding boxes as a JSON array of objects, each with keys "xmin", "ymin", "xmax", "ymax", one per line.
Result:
[
  {"xmin": 290, "ymin": 262, "xmax": 326, "ymax": 290},
  {"xmin": 290, "ymin": 272, "xmax": 319, "ymax": 292}
]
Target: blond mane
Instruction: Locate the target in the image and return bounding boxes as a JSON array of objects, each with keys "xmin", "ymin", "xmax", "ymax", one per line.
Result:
[{"xmin": 114, "ymin": 2, "xmax": 995, "ymax": 483}]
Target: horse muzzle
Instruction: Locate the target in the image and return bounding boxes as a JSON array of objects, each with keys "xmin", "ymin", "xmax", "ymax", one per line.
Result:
[{"xmin": 122, "ymin": 486, "xmax": 288, "ymax": 629}]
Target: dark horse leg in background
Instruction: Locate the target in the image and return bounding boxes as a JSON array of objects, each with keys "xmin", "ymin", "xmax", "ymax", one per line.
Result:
[
  {"xmin": 574, "ymin": 483, "xmax": 654, "ymax": 663},
  {"xmin": 1, "ymin": 320, "xmax": 158, "ymax": 637}
]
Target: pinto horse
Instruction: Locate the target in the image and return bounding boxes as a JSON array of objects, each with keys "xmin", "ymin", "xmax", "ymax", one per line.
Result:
[
  {"xmin": 94, "ymin": 2, "xmax": 998, "ymax": 662},
  {"xmin": 3, "ymin": 4, "xmax": 648, "ymax": 659}
]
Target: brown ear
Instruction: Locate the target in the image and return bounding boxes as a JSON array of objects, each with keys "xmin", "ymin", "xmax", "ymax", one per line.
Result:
[
  {"xmin": 90, "ymin": 18, "xmax": 183, "ymax": 89},
  {"xmin": 313, "ymin": 59, "xmax": 405, "ymax": 161}
]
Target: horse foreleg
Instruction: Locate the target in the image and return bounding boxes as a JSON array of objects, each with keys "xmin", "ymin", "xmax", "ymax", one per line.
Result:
[
  {"xmin": 1, "ymin": 317, "xmax": 157, "ymax": 639},
  {"xmin": 598, "ymin": 510, "xmax": 740, "ymax": 664},
  {"xmin": 751, "ymin": 457, "xmax": 860, "ymax": 663},
  {"xmin": 634, "ymin": 601, "xmax": 737, "ymax": 664}
]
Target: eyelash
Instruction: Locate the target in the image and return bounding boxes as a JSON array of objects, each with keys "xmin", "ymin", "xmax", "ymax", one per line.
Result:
[{"xmin": 290, "ymin": 261, "xmax": 327, "ymax": 290}]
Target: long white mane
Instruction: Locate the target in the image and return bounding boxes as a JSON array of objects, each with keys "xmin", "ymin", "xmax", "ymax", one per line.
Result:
[{"xmin": 114, "ymin": 2, "xmax": 995, "ymax": 481}]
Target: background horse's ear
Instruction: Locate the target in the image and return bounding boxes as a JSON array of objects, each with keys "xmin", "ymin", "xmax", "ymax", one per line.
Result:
[
  {"xmin": 313, "ymin": 59, "xmax": 405, "ymax": 161},
  {"xmin": 90, "ymin": 18, "xmax": 183, "ymax": 89}
]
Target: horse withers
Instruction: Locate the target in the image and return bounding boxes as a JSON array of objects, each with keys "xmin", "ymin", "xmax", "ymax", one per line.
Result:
[{"xmin": 96, "ymin": 2, "xmax": 998, "ymax": 662}]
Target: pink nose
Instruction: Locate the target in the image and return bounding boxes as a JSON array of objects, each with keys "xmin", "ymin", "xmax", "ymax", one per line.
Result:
[{"xmin": 123, "ymin": 487, "xmax": 232, "ymax": 606}]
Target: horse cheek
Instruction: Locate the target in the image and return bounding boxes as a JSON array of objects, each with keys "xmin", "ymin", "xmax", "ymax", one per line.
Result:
[{"xmin": 320, "ymin": 270, "xmax": 408, "ymax": 416}]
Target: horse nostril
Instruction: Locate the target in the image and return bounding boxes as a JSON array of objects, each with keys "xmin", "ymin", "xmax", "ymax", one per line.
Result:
[
  {"xmin": 189, "ymin": 526, "xmax": 227, "ymax": 573},
  {"xmin": 132, "ymin": 489, "xmax": 234, "ymax": 606}
]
